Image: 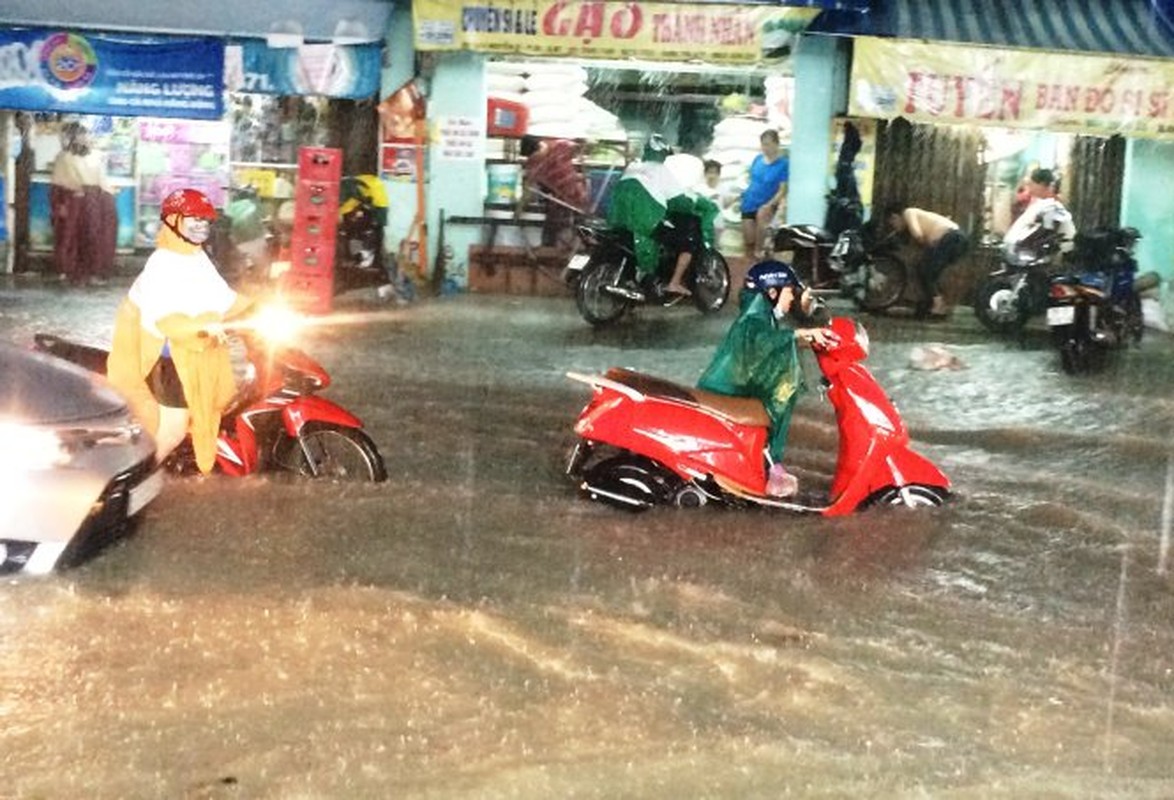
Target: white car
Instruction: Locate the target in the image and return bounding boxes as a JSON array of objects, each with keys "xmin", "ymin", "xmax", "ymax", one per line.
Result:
[{"xmin": 0, "ymin": 343, "xmax": 162, "ymax": 574}]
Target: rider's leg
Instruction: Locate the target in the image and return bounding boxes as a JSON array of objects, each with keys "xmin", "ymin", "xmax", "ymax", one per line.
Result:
[
  {"xmin": 666, "ymin": 250, "xmax": 692, "ymax": 295},
  {"xmin": 155, "ymin": 405, "xmax": 191, "ymax": 465}
]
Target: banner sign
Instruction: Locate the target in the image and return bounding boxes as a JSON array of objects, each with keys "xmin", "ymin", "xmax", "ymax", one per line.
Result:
[
  {"xmin": 226, "ymin": 41, "xmax": 382, "ymax": 99},
  {"xmin": 0, "ymin": 28, "xmax": 224, "ymax": 120},
  {"xmin": 850, "ymin": 37, "xmax": 1174, "ymax": 139},
  {"xmin": 414, "ymin": 0, "xmax": 820, "ymax": 63}
]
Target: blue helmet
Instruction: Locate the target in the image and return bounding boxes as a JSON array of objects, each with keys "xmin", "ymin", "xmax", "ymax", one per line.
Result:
[{"xmin": 744, "ymin": 260, "xmax": 803, "ymax": 296}]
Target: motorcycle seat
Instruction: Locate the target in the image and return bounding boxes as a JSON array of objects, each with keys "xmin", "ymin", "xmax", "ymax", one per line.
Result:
[
  {"xmin": 778, "ymin": 224, "xmax": 833, "ymax": 248},
  {"xmin": 604, "ymin": 368, "xmax": 770, "ymax": 428}
]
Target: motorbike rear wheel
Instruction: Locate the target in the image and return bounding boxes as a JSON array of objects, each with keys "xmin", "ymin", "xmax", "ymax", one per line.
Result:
[
  {"xmin": 689, "ymin": 248, "xmax": 730, "ymax": 314},
  {"xmin": 856, "ymin": 253, "xmax": 907, "ymax": 312},
  {"xmin": 579, "ymin": 454, "xmax": 682, "ymax": 511},
  {"xmin": 273, "ymin": 423, "xmax": 387, "ymax": 482},
  {"xmin": 974, "ymin": 276, "xmax": 1029, "ymax": 334},
  {"xmin": 1059, "ymin": 337, "xmax": 1093, "ymax": 375},
  {"xmin": 576, "ymin": 258, "xmax": 630, "ymax": 326}
]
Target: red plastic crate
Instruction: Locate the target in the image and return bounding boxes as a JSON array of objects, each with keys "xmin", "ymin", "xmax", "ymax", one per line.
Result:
[
  {"xmin": 298, "ymin": 147, "xmax": 342, "ymax": 183},
  {"xmin": 279, "ymin": 271, "xmax": 333, "ymax": 315}
]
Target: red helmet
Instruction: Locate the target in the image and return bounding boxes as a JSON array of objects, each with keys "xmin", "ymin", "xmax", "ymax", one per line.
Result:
[{"xmin": 160, "ymin": 189, "xmax": 216, "ymax": 221}]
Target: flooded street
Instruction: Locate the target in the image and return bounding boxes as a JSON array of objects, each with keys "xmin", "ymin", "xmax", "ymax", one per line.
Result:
[{"xmin": 3, "ymin": 279, "xmax": 1174, "ymax": 798}]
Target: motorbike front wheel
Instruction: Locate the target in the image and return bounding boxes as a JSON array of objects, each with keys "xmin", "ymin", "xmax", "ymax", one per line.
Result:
[
  {"xmin": 974, "ymin": 276, "xmax": 1029, "ymax": 334},
  {"xmin": 689, "ymin": 248, "xmax": 730, "ymax": 314},
  {"xmin": 856, "ymin": 253, "xmax": 907, "ymax": 312},
  {"xmin": 864, "ymin": 484, "xmax": 948, "ymax": 509},
  {"xmin": 575, "ymin": 258, "xmax": 631, "ymax": 326},
  {"xmin": 273, "ymin": 423, "xmax": 388, "ymax": 482}
]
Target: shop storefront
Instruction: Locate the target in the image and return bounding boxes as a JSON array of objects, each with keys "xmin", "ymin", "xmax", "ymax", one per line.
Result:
[
  {"xmin": 404, "ymin": 0, "xmax": 849, "ymax": 292},
  {"xmin": 808, "ymin": 0, "xmax": 1174, "ymax": 282},
  {"xmin": 2, "ymin": 25, "xmax": 383, "ymax": 274},
  {"xmin": 0, "ymin": 27, "xmax": 225, "ymax": 271}
]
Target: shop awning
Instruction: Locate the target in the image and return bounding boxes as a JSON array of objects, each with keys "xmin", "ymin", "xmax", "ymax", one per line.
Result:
[{"xmin": 809, "ymin": 0, "xmax": 1174, "ymax": 59}]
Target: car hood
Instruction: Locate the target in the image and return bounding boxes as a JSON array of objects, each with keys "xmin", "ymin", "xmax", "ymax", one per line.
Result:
[{"xmin": 0, "ymin": 343, "xmax": 127, "ymax": 425}]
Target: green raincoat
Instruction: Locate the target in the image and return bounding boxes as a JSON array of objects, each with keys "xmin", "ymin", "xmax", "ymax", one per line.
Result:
[
  {"xmin": 697, "ymin": 292, "xmax": 806, "ymax": 462},
  {"xmin": 606, "ymin": 163, "xmax": 717, "ymax": 279}
]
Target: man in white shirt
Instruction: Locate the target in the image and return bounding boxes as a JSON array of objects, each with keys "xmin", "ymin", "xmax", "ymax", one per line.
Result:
[{"xmin": 1004, "ymin": 167, "xmax": 1076, "ymax": 255}]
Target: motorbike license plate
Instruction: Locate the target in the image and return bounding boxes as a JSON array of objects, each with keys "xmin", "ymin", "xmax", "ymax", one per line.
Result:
[
  {"xmin": 1046, "ymin": 305, "xmax": 1075, "ymax": 326},
  {"xmin": 566, "ymin": 253, "xmax": 590, "ymax": 273},
  {"xmin": 127, "ymin": 468, "xmax": 164, "ymax": 517}
]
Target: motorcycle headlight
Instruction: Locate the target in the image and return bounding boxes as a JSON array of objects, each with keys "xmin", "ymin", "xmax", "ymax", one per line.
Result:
[{"xmin": 0, "ymin": 423, "xmax": 68, "ymax": 473}]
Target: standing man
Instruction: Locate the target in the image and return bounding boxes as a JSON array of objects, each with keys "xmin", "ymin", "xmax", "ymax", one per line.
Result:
[
  {"xmin": 49, "ymin": 121, "xmax": 117, "ymax": 285},
  {"xmin": 518, "ymin": 135, "xmax": 589, "ymax": 250},
  {"xmin": 740, "ymin": 129, "xmax": 789, "ymax": 258},
  {"xmin": 883, "ymin": 203, "xmax": 969, "ymax": 319}
]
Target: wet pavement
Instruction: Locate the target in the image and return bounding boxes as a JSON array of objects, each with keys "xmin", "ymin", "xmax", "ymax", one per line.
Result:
[{"xmin": 2, "ymin": 275, "xmax": 1174, "ymax": 798}]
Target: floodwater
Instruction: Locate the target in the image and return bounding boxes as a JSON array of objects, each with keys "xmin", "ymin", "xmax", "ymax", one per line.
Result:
[{"xmin": 2, "ymin": 278, "xmax": 1174, "ymax": 799}]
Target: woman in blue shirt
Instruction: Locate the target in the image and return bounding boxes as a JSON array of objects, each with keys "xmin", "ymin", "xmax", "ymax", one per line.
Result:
[{"xmin": 740, "ymin": 129, "xmax": 789, "ymax": 259}]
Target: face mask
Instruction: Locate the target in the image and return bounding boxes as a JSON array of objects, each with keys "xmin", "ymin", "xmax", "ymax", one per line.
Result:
[{"xmin": 180, "ymin": 217, "xmax": 211, "ymax": 245}]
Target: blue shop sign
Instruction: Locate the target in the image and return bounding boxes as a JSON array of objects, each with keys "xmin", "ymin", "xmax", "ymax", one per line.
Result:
[
  {"xmin": 0, "ymin": 28, "xmax": 224, "ymax": 120},
  {"xmin": 232, "ymin": 40, "xmax": 382, "ymax": 100}
]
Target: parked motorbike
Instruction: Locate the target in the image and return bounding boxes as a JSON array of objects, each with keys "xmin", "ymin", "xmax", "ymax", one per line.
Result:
[
  {"xmin": 33, "ymin": 308, "xmax": 387, "ymax": 482},
  {"xmin": 335, "ymin": 174, "xmax": 392, "ymax": 296},
  {"xmin": 1046, "ymin": 226, "xmax": 1152, "ymax": 374},
  {"xmin": 565, "ymin": 315, "xmax": 950, "ymax": 515},
  {"xmin": 770, "ymin": 224, "xmax": 907, "ymax": 312},
  {"xmin": 207, "ymin": 185, "xmax": 275, "ymax": 287},
  {"xmin": 567, "ymin": 219, "xmax": 731, "ymax": 326},
  {"xmin": 973, "ymin": 228, "xmax": 1065, "ymax": 335}
]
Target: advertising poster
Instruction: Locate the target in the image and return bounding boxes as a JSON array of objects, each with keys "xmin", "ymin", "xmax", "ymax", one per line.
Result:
[
  {"xmin": 225, "ymin": 41, "xmax": 382, "ymax": 99},
  {"xmin": 414, "ymin": 0, "xmax": 820, "ymax": 64},
  {"xmin": 850, "ymin": 36, "xmax": 1174, "ymax": 139},
  {"xmin": 0, "ymin": 28, "xmax": 224, "ymax": 120}
]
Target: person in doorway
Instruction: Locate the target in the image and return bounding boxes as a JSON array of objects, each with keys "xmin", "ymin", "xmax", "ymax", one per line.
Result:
[
  {"xmin": 740, "ymin": 129, "xmax": 789, "ymax": 258},
  {"xmin": 883, "ymin": 203, "xmax": 969, "ymax": 319},
  {"xmin": 106, "ymin": 189, "xmax": 255, "ymax": 475},
  {"xmin": 519, "ymin": 134, "xmax": 589, "ymax": 250},
  {"xmin": 697, "ymin": 260, "xmax": 837, "ymax": 497},
  {"xmin": 1004, "ymin": 167, "xmax": 1076, "ymax": 255},
  {"xmin": 49, "ymin": 120, "xmax": 117, "ymax": 285}
]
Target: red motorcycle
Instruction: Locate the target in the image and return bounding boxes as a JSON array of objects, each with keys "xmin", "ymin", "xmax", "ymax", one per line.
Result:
[
  {"xmin": 33, "ymin": 309, "xmax": 386, "ymax": 482},
  {"xmin": 565, "ymin": 316, "xmax": 948, "ymax": 515}
]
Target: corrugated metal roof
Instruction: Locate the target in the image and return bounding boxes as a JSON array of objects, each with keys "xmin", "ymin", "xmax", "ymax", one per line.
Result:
[{"xmin": 809, "ymin": 0, "xmax": 1174, "ymax": 59}]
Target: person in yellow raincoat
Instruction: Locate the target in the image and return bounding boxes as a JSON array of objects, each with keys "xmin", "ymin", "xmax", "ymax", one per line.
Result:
[{"xmin": 107, "ymin": 189, "xmax": 254, "ymax": 474}]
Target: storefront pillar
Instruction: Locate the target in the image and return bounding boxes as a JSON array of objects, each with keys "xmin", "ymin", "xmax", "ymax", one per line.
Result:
[
  {"xmin": 425, "ymin": 52, "xmax": 487, "ymax": 289},
  {"xmin": 1121, "ymin": 138, "xmax": 1174, "ymax": 286},
  {"xmin": 381, "ymin": 2, "xmax": 419, "ymax": 271},
  {"xmin": 787, "ymin": 35, "xmax": 849, "ymax": 228}
]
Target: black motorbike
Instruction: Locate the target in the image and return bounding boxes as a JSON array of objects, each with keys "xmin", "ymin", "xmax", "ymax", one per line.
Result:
[
  {"xmin": 773, "ymin": 224, "xmax": 908, "ymax": 313},
  {"xmin": 1046, "ymin": 226, "xmax": 1150, "ymax": 374},
  {"xmin": 334, "ymin": 175, "xmax": 392, "ymax": 296},
  {"xmin": 973, "ymin": 228, "xmax": 1065, "ymax": 335},
  {"xmin": 568, "ymin": 219, "xmax": 730, "ymax": 326}
]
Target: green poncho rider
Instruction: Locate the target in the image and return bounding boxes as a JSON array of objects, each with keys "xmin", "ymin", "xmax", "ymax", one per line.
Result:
[
  {"xmin": 605, "ymin": 139, "xmax": 719, "ymax": 298},
  {"xmin": 697, "ymin": 260, "xmax": 838, "ymax": 497}
]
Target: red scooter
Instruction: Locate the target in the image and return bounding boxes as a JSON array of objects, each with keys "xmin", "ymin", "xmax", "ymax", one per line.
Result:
[
  {"xmin": 565, "ymin": 316, "xmax": 949, "ymax": 515},
  {"xmin": 33, "ymin": 309, "xmax": 386, "ymax": 482}
]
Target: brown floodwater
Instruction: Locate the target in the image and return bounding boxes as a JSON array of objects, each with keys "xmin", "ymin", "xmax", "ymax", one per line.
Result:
[{"xmin": 2, "ymin": 281, "xmax": 1173, "ymax": 798}]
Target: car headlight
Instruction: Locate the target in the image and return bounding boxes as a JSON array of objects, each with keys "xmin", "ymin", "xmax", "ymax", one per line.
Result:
[{"xmin": 0, "ymin": 422, "xmax": 68, "ymax": 472}]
